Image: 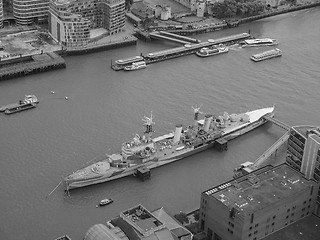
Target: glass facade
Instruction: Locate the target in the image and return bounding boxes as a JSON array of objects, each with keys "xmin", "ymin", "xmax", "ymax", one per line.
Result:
[{"xmin": 13, "ymin": 0, "xmax": 49, "ymax": 25}]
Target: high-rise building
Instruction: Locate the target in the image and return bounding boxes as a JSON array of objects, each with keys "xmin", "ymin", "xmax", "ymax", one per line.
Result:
[
  {"xmin": 13, "ymin": 0, "xmax": 49, "ymax": 25},
  {"xmin": 286, "ymin": 125, "xmax": 320, "ymax": 213},
  {"xmin": 199, "ymin": 163, "xmax": 319, "ymax": 240},
  {"xmin": 0, "ymin": 0, "xmax": 3, "ymax": 28},
  {"xmin": 48, "ymin": 0, "xmax": 91, "ymax": 47},
  {"xmin": 48, "ymin": 0, "xmax": 125, "ymax": 47}
]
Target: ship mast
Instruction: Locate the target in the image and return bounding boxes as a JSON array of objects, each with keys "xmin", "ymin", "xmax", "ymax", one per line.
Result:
[
  {"xmin": 192, "ymin": 105, "xmax": 203, "ymax": 126},
  {"xmin": 142, "ymin": 112, "xmax": 155, "ymax": 141}
]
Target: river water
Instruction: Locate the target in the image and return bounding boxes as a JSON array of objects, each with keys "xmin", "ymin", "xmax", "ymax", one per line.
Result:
[{"xmin": 0, "ymin": 7, "xmax": 320, "ymax": 240}]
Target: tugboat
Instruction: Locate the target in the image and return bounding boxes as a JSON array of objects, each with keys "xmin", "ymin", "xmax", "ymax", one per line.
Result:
[
  {"xmin": 196, "ymin": 44, "xmax": 229, "ymax": 57},
  {"xmin": 0, "ymin": 95, "xmax": 39, "ymax": 114},
  {"xmin": 65, "ymin": 105, "xmax": 275, "ymax": 190}
]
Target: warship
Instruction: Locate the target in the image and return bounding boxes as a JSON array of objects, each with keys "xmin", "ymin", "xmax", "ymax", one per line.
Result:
[{"xmin": 65, "ymin": 106, "xmax": 275, "ymax": 190}]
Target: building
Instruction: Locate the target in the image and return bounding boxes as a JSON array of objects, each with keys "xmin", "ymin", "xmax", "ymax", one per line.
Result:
[
  {"xmin": 155, "ymin": 5, "xmax": 171, "ymax": 20},
  {"xmin": 48, "ymin": 0, "xmax": 125, "ymax": 47},
  {"xmin": 0, "ymin": 0, "xmax": 3, "ymax": 28},
  {"xmin": 48, "ymin": 0, "xmax": 91, "ymax": 47},
  {"xmin": 286, "ymin": 126, "xmax": 320, "ymax": 213},
  {"xmin": 13, "ymin": 0, "xmax": 49, "ymax": 25},
  {"xmin": 84, "ymin": 204, "xmax": 193, "ymax": 240},
  {"xmin": 199, "ymin": 163, "xmax": 319, "ymax": 240}
]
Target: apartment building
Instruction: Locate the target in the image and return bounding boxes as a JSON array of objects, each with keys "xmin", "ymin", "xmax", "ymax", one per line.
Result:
[
  {"xmin": 199, "ymin": 163, "xmax": 319, "ymax": 240},
  {"xmin": 13, "ymin": 0, "xmax": 49, "ymax": 25},
  {"xmin": 286, "ymin": 126, "xmax": 320, "ymax": 213},
  {"xmin": 49, "ymin": 0, "xmax": 125, "ymax": 47}
]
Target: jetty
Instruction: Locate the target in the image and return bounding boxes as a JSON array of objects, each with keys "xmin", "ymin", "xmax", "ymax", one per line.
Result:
[
  {"xmin": 111, "ymin": 33, "xmax": 250, "ymax": 71},
  {"xmin": 0, "ymin": 52, "xmax": 66, "ymax": 81}
]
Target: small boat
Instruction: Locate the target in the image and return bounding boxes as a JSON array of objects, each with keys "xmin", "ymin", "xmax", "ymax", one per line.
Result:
[
  {"xmin": 250, "ymin": 48, "xmax": 282, "ymax": 62},
  {"xmin": 124, "ymin": 61, "xmax": 147, "ymax": 71},
  {"xmin": 99, "ymin": 198, "xmax": 113, "ymax": 206},
  {"xmin": 196, "ymin": 44, "xmax": 229, "ymax": 57},
  {"xmin": 0, "ymin": 95, "xmax": 38, "ymax": 112},
  {"xmin": 240, "ymin": 38, "xmax": 278, "ymax": 47}
]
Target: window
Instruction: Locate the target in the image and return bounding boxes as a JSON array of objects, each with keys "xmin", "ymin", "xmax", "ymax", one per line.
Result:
[{"xmin": 255, "ymin": 224, "xmax": 259, "ymax": 228}]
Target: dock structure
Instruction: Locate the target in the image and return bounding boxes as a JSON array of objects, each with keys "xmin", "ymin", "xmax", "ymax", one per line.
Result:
[
  {"xmin": 111, "ymin": 33, "xmax": 250, "ymax": 71},
  {"xmin": 0, "ymin": 52, "xmax": 66, "ymax": 80},
  {"xmin": 253, "ymin": 131, "xmax": 290, "ymax": 168},
  {"xmin": 149, "ymin": 31, "xmax": 201, "ymax": 44},
  {"xmin": 263, "ymin": 115, "xmax": 291, "ymax": 131}
]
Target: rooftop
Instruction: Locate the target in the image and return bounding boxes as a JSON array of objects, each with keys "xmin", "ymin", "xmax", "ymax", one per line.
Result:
[
  {"xmin": 291, "ymin": 125, "xmax": 320, "ymax": 139},
  {"xmin": 205, "ymin": 164, "xmax": 318, "ymax": 214},
  {"xmin": 119, "ymin": 204, "xmax": 165, "ymax": 236},
  {"xmin": 263, "ymin": 214, "xmax": 320, "ymax": 240}
]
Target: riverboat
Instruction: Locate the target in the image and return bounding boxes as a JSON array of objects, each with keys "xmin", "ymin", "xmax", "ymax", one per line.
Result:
[
  {"xmin": 99, "ymin": 198, "xmax": 113, "ymax": 206},
  {"xmin": 250, "ymin": 48, "xmax": 282, "ymax": 62},
  {"xmin": 196, "ymin": 44, "xmax": 229, "ymax": 57},
  {"xmin": 240, "ymin": 38, "xmax": 278, "ymax": 47},
  {"xmin": 124, "ymin": 61, "xmax": 147, "ymax": 71}
]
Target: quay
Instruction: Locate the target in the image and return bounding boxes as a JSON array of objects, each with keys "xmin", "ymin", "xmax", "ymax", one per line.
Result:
[
  {"xmin": 111, "ymin": 32, "xmax": 250, "ymax": 70},
  {"xmin": 0, "ymin": 52, "xmax": 66, "ymax": 81}
]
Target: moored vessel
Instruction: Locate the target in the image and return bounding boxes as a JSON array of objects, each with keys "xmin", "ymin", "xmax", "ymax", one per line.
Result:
[
  {"xmin": 124, "ymin": 61, "xmax": 147, "ymax": 71},
  {"xmin": 240, "ymin": 38, "xmax": 278, "ymax": 47},
  {"xmin": 250, "ymin": 48, "xmax": 282, "ymax": 62},
  {"xmin": 196, "ymin": 44, "xmax": 229, "ymax": 57},
  {"xmin": 65, "ymin": 105, "xmax": 275, "ymax": 190},
  {"xmin": 0, "ymin": 95, "xmax": 39, "ymax": 113}
]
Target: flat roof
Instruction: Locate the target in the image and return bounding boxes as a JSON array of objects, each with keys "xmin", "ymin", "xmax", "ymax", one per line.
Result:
[
  {"xmin": 120, "ymin": 204, "xmax": 165, "ymax": 236},
  {"xmin": 206, "ymin": 164, "xmax": 317, "ymax": 214},
  {"xmin": 291, "ymin": 125, "xmax": 320, "ymax": 139},
  {"xmin": 263, "ymin": 214, "xmax": 320, "ymax": 240}
]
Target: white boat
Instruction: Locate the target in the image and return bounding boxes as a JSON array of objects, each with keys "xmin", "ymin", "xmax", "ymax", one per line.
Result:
[
  {"xmin": 124, "ymin": 61, "xmax": 147, "ymax": 71},
  {"xmin": 251, "ymin": 48, "xmax": 282, "ymax": 62},
  {"xmin": 99, "ymin": 198, "xmax": 113, "ymax": 206},
  {"xmin": 196, "ymin": 44, "xmax": 229, "ymax": 57},
  {"xmin": 240, "ymin": 38, "xmax": 278, "ymax": 47}
]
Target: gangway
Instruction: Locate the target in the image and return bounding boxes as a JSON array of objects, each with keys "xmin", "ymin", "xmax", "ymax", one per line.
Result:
[
  {"xmin": 252, "ymin": 131, "xmax": 290, "ymax": 168},
  {"xmin": 158, "ymin": 31, "xmax": 201, "ymax": 43},
  {"xmin": 263, "ymin": 116, "xmax": 291, "ymax": 131},
  {"xmin": 149, "ymin": 32, "xmax": 190, "ymax": 45}
]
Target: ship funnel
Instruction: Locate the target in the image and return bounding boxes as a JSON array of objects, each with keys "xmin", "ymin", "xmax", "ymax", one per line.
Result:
[
  {"xmin": 173, "ymin": 124, "xmax": 183, "ymax": 143},
  {"xmin": 204, "ymin": 114, "xmax": 213, "ymax": 132}
]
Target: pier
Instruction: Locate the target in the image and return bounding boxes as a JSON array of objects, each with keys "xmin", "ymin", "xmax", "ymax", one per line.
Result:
[
  {"xmin": 112, "ymin": 33, "xmax": 250, "ymax": 71},
  {"xmin": 0, "ymin": 52, "xmax": 66, "ymax": 81}
]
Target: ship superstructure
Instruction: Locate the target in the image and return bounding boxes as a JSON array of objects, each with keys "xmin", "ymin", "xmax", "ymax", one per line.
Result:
[{"xmin": 65, "ymin": 106, "xmax": 275, "ymax": 190}]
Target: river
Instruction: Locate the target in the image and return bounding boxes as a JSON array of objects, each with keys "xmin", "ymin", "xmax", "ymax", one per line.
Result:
[{"xmin": 0, "ymin": 7, "xmax": 319, "ymax": 240}]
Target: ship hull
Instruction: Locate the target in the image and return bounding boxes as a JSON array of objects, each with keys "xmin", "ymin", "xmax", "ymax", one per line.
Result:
[{"xmin": 66, "ymin": 112, "xmax": 272, "ymax": 190}]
